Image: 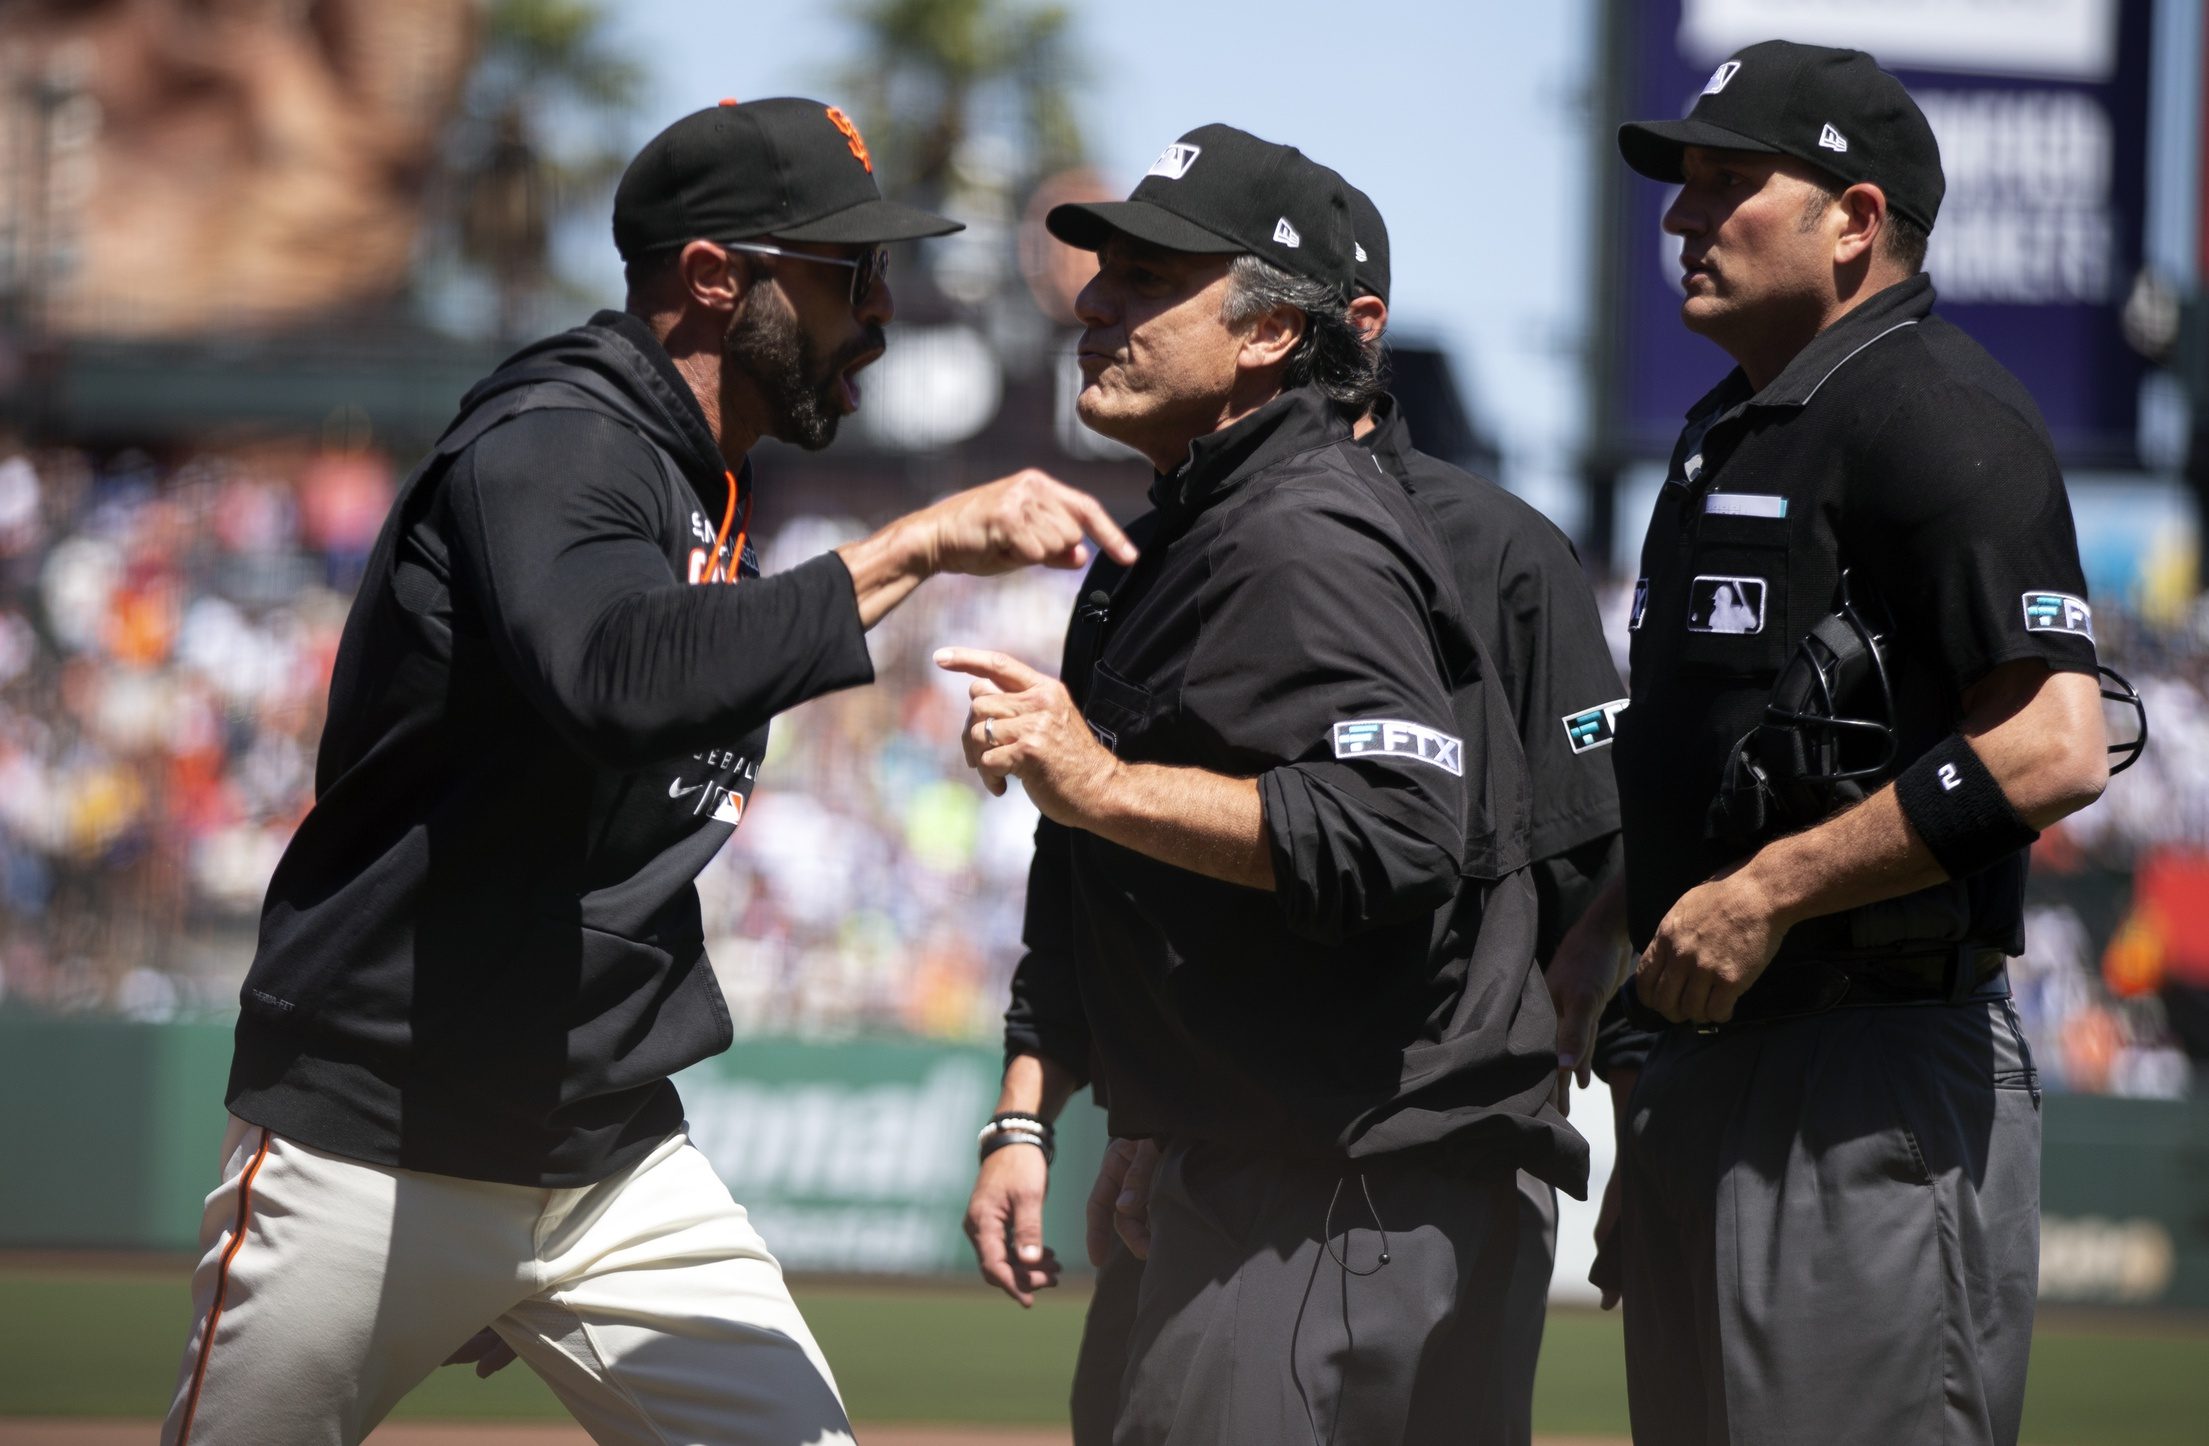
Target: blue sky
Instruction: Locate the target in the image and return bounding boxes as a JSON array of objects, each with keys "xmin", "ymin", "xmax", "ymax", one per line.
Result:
[{"xmin": 595, "ymin": 0, "xmax": 1600, "ymax": 522}]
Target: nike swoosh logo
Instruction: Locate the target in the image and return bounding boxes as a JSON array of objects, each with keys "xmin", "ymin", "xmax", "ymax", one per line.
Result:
[{"xmin": 668, "ymin": 778, "xmax": 709, "ymax": 799}]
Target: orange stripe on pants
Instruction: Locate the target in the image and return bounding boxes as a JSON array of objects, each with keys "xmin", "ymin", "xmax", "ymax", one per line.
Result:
[{"xmin": 176, "ymin": 1127, "xmax": 272, "ymax": 1445}]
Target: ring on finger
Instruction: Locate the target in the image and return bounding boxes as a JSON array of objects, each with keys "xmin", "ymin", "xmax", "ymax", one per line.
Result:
[{"xmin": 984, "ymin": 718, "xmax": 997, "ymax": 748}]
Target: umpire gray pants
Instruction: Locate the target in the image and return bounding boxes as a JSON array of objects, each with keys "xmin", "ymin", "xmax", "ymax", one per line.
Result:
[
  {"xmin": 1098, "ymin": 1139, "xmax": 1523, "ymax": 1446},
  {"xmin": 1619, "ymin": 997, "xmax": 2042, "ymax": 1446},
  {"xmin": 1072, "ymin": 1167, "xmax": 1554, "ymax": 1446}
]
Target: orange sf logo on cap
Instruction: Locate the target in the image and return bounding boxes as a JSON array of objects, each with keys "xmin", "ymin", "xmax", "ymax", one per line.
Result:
[{"xmin": 825, "ymin": 106, "xmax": 873, "ymax": 173}]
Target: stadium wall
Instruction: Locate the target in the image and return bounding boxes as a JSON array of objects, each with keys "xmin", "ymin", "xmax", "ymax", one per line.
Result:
[{"xmin": 0, "ymin": 1014, "xmax": 2200, "ymax": 1311}]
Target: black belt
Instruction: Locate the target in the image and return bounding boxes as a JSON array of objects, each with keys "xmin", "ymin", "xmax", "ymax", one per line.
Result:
[{"xmin": 1627, "ymin": 946, "xmax": 2010, "ymax": 1034}]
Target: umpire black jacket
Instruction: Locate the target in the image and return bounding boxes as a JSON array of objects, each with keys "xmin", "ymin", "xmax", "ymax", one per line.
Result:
[
  {"xmin": 1008, "ymin": 385, "xmax": 1586, "ymax": 1189},
  {"xmin": 227, "ymin": 311, "xmax": 876, "ymax": 1186},
  {"xmin": 1362, "ymin": 396, "xmax": 1625, "ymax": 960}
]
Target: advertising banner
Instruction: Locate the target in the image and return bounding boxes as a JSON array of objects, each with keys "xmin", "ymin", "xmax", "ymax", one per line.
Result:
[
  {"xmin": 1614, "ymin": 0, "xmax": 2153, "ymax": 463},
  {"xmin": 0, "ymin": 1017, "xmax": 2194, "ymax": 1307},
  {"xmin": 675, "ymin": 1038, "xmax": 1105, "ymax": 1275}
]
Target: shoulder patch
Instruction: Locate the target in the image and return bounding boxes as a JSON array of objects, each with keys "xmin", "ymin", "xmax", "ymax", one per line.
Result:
[
  {"xmin": 1332, "ymin": 719, "xmax": 1463, "ymax": 776},
  {"xmin": 2022, "ymin": 590, "xmax": 2094, "ymax": 640},
  {"xmin": 1562, "ymin": 699, "xmax": 1630, "ymax": 754}
]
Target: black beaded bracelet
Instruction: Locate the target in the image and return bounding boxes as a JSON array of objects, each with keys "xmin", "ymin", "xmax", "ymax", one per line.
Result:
[{"xmin": 977, "ymin": 1113, "xmax": 1056, "ymax": 1166}]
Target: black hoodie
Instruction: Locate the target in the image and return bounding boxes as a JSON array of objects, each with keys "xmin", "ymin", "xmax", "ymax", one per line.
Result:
[{"xmin": 226, "ymin": 311, "xmax": 876, "ymax": 1185}]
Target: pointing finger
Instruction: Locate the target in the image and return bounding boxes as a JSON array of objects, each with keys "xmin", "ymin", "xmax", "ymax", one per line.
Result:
[
  {"xmin": 935, "ymin": 647, "xmax": 1047, "ymax": 693},
  {"xmin": 1055, "ymin": 484, "xmax": 1138, "ymax": 565}
]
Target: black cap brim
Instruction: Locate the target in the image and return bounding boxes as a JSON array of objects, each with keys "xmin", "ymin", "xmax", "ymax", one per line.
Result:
[
  {"xmin": 1045, "ymin": 200, "xmax": 1241, "ymax": 256},
  {"xmin": 775, "ymin": 198, "xmax": 964, "ymax": 244},
  {"xmin": 1618, "ymin": 118, "xmax": 1783, "ymax": 183}
]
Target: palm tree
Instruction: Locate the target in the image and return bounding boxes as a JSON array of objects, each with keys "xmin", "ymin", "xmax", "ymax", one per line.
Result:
[
  {"xmin": 834, "ymin": 0, "xmax": 1086, "ymax": 206},
  {"xmin": 447, "ymin": 0, "xmax": 644, "ymax": 338}
]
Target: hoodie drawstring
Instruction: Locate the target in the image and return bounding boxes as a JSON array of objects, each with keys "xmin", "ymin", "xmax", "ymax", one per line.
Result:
[{"xmin": 710, "ymin": 468, "xmax": 751, "ymax": 584}]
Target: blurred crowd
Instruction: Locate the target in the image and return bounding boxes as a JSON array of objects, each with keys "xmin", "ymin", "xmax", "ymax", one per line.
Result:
[{"xmin": 1, "ymin": 441, "xmax": 2204, "ymax": 1097}]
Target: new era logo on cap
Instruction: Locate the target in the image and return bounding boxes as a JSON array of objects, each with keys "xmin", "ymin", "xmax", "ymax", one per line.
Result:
[
  {"xmin": 1818, "ymin": 123, "xmax": 1849, "ymax": 153},
  {"xmin": 1703, "ymin": 60, "xmax": 1741, "ymax": 95},
  {"xmin": 1273, "ymin": 217, "xmax": 1301, "ymax": 248},
  {"xmin": 1147, "ymin": 143, "xmax": 1201, "ymax": 179},
  {"xmin": 1354, "ymin": 242, "xmax": 1368, "ymax": 263}
]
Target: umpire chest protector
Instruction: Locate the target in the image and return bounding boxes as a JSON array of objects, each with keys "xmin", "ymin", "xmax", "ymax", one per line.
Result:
[{"xmin": 1612, "ymin": 274, "xmax": 2105, "ymax": 970}]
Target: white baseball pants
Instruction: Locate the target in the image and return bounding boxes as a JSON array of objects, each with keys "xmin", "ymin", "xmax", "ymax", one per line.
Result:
[{"xmin": 161, "ymin": 1115, "xmax": 854, "ymax": 1446}]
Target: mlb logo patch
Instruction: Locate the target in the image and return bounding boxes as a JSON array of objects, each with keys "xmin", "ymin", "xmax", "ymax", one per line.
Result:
[
  {"xmin": 1332, "ymin": 719, "xmax": 1463, "ymax": 776},
  {"xmin": 1687, "ymin": 575, "xmax": 1766, "ymax": 634},
  {"xmin": 1562, "ymin": 699, "xmax": 1630, "ymax": 755},
  {"xmin": 1629, "ymin": 578, "xmax": 1649, "ymax": 631},
  {"xmin": 1147, "ymin": 143, "xmax": 1201, "ymax": 179},
  {"xmin": 1703, "ymin": 60, "xmax": 1740, "ymax": 95},
  {"xmin": 712, "ymin": 789, "xmax": 745, "ymax": 826},
  {"xmin": 2022, "ymin": 591, "xmax": 2094, "ymax": 640}
]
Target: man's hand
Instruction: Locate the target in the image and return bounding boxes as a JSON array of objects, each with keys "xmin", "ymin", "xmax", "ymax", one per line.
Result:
[
  {"xmin": 964, "ymin": 1142, "xmax": 1061, "ymax": 1307},
  {"xmin": 1548, "ymin": 908, "xmax": 1631, "ymax": 1107},
  {"xmin": 1587, "ymin": 1065, "xmax": 1637, "ymax": 1310},
  {"xmin": 838, "ymin": 470, "xmax": 1135, "ymax": 628},
  {"xmin": 1635, "ymin": 866, "xmax": 1793, "ymax": 1024},
  {"xmin": 443, "ymin": 1326, "xmax": 518, "ymax": 1379},
  {"xmin": 937, "ymin": 649, "xmax": 1121, "ymax": 824},
  {"xmin": 1086, "ymin": 1137, "xmax": 1162, "ymax": 1265},
  {"xmin": 916, "ymin": 469, "xmax": 1137, "ymax": 578}
]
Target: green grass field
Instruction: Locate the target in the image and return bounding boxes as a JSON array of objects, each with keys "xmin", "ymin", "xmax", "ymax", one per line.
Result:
[{"xmin": 2, "ymin": 1265, "xmax": 2203, "ymax": 1442}]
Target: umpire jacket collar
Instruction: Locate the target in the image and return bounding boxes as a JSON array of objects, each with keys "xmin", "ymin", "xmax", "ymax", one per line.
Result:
[
  {"xmin": 1150, "ymin": 383, "xmax": 1352, "ymax": 517},
  {"xmin": 1358, "ymin": 392, "xmax": 1417, "ymax": 480},
  {"xmin": 1686, "ymin": 272, "xmax": 1936, "ymax": 425}
]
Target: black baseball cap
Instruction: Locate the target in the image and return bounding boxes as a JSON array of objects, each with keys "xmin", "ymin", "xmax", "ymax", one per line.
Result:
[
  {"xmin": 1045, "ymin": 123, "xmax": 1353, "ymax": 294},
  {"xmin": 1343, "ymin": 182, "xmax": 1390, "ymax": 304},
  {"xmin": 1618, "ymin": 40, "xmax": 1944, "ymax": 232},
  {"xmin": 613, "ymin": 98, "xmax": 962, "ymax": 260}
]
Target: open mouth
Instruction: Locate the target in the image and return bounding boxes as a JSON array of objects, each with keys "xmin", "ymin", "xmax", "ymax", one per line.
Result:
[{"xmin": 833, "ymin": 346, "xmax": 884, "ymax": 412}]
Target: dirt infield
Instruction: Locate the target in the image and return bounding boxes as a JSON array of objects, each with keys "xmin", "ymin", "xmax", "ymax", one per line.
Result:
[{"xmin": 0, "ymin": 1426, "xmax": 1634, "ymax": 1445}]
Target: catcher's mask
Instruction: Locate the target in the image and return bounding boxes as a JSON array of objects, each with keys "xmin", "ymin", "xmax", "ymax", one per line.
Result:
[
  {"xmin": 1710, "ymin": 573, "xmax": 2149, "ymax": 848},
  {"xmin": 1709, "ymin": 571, "xmax": 1894, "ymax": 846},
  {"xmin": 2098, "ymin": 664, "xmax": 2149, "ymax": 777}
]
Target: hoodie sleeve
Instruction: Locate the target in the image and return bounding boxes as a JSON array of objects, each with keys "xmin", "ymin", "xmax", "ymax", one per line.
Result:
[{"xmin": 445, "ymin": 408, "xmax": 876, "ymax": 768}]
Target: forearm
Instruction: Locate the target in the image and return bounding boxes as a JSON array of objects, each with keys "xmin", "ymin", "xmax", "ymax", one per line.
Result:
[
  {"xmin": 834, "ymin": 516, "xmax": 933, "ymax": 629},
  {"xmin": 996, "ymin": 1052, "xmax": 1085, "ymax": 1121},
  {"xmin": 522, "ymin": 554, "xmax": 874, "ymax": 767},
  {"xmin": 1541, "ymin": 840, "xmax": 1627, "ymax": 977},
  {"xmin": 1736, "ymin": 784, "xmax": 1939, "ymax": 932},
  {"xmin": 1739, "ymin": 665, "xmax": 2108, "ymax": 931},
  {"xmin": 1082, "ymin": 763, "xmax": 1274, "ymax": 890}
]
